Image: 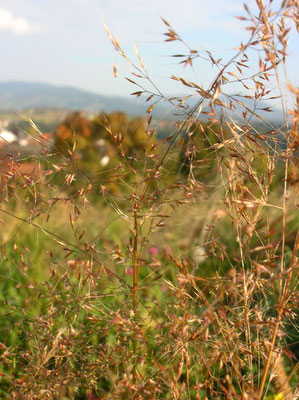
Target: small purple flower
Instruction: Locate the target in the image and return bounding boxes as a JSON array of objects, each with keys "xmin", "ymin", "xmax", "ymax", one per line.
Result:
[
  {"xmin": 126, "ymin": 267, "xmax": 134, "ymax": 276},
  {"xmin": 148, "ymin": 246, "xmax": 159, "ymax": 256}
]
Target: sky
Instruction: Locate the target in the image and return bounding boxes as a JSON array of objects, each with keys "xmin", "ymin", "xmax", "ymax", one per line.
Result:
[{"xmin": 0, "ymin": 0, "xmax": 298, "ymax": 101}]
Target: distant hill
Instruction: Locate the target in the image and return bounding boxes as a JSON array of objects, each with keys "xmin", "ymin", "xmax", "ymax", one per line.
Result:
[
  {"xmin": 0, "ymin": 81, "xmax": 283, "ymax": 122},
  {"xmin": 0, "ymin": 81, "xmax": 156, "ymax": 115}
]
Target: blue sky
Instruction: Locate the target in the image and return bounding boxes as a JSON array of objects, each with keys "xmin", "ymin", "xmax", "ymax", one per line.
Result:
[{"xmin": 0, "ymin": 0, "xmax": 298, "ymax": 101}]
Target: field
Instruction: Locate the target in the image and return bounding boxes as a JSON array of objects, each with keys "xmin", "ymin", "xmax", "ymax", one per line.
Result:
[{"xmin": 0, "ymin": 2, "xmax": 299, "ymax": 399}]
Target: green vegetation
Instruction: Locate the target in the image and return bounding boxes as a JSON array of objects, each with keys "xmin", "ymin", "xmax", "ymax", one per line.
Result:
[
  {"xmin": 0, "ymin": 2, "xmax": 298, "ymax": 399},
  {"xmin": 0, "ymin": 109, "xmax": 71, "ymax": 134}
]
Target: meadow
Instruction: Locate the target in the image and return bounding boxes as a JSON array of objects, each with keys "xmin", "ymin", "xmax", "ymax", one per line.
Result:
[{"xmin": 0, "ymin": 1, "xmax": 298, "ymax": 399}]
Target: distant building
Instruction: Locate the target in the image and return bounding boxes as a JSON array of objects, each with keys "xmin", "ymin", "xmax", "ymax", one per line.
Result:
[
  {"xmin": 0, "ymin": 119, "xmax": 53, "ymax": 155},
  {"xmin": 0, "ymin": 129, "xmax": 17, "ymax": 144},
  {"xmin": 0, "ymin": 119, "xmax": 18, "ymax": 147}
]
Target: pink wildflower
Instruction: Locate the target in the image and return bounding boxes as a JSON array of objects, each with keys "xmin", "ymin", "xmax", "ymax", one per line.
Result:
[{"xmin": 148, "ymin": 246, "xmax": 159, "ymax": 256}]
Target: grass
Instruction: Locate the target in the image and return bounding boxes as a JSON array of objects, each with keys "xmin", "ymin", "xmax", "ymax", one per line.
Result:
[{"xmin": 0, "ymin": 1, "xmax": 299, "ymax": 399}]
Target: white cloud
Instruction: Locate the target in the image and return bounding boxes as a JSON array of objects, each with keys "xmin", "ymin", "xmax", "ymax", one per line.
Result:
[{"xmin": 0, "ymin": 8, "xmax": 38, "ymax": 34}]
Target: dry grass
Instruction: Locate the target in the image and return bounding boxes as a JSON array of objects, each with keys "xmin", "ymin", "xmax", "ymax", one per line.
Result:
[{"xmin": 0, "ymin": 1, "xmax": 298, "ymax": 399}]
